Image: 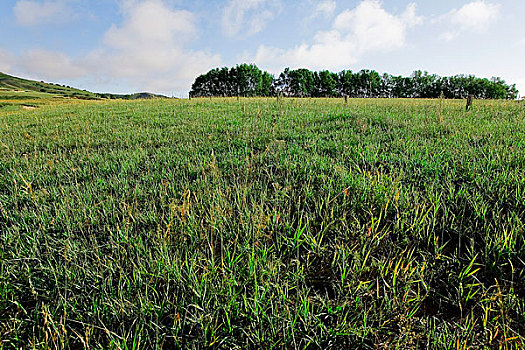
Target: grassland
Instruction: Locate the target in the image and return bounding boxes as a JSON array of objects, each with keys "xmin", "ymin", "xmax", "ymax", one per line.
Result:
[
  {"xmin": 0, "ymin": 72, "xmax": 167, "ymax": 102},
  {"xmin": 1, "ymin": 97, "xmax": 524, "ymax": 349},
  {"xmin": 0, "ymin": 73, "xmax": 99, "ymax": 101}
]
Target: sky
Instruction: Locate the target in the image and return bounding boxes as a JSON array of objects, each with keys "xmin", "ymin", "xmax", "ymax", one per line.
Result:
[{"xmin": 0, "ymin": 0, "xmax": 524, "ymax": 96}]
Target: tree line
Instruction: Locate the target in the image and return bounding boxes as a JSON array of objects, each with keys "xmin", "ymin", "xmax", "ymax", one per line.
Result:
[{"xmin": 190, "ymin": 64, "xmax": 518, "ymax": 100}]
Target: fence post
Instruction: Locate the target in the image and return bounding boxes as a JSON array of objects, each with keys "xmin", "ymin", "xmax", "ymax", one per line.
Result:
[{"xmin": 466, "ymin": 94, "xmax": 474, "ymax": 111}]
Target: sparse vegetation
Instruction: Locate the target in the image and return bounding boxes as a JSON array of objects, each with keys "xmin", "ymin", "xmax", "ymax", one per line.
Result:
[{"xmin": 1, "ymin": 97, "xmax": 524, "ymax": 348}]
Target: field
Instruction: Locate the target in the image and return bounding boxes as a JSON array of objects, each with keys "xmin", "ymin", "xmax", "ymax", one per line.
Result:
[{"xmin": 1, "ymin": 97, "xmax": 525, "ymax": 349}]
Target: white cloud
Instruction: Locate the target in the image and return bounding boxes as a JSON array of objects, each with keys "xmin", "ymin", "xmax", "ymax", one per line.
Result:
[
  {"xmin": 515, "ymin": 78, "xmax": 525, "ymax": 98},
  {"xmin": 332, "ymin": 0, "xmax": 421, "ymax": 53},
  {"xmin": 440, "ymin": 1, "xmax": 500, "ymax": 40},
  {"xmin": 14, "ymin": 0, "xmax": 75, "ymax": 26},
  {"xmin": 516, "ymin": 36, "xmax": 525, "ymax": 47},
  {"xmin": 9, "ymin": 0, "xmax": 221, "ymax": 94},
  {"xmin": 251, "ymin": 0, "xmax": 422, "ymax": 72},
  {"xmin": 450, "ymin": 1, "xmax": 500, "ymax": 31},
  {"xmin": 19, "ymin": 50, "xmax": 87, "ymax": 79},
  {"xmin": 313, "ymin": 0, "xmax": 337, "ymax": 18},
  {"xmin": 0, "ymin": 48, "xmax": 14, "ymax": 73},
  {"xmin": 402, "ymin": 3, "xmax": 423, "ymax": 27},
  {"xmin": 88, "ymin": 0, "xmax": 221, "ymax": 92},
  {"xmin": 222, "ymin": 0, "xmax": 281, "ymax": 37},
  {"xmin": 104, "ymin": 1, "xmax": 196, "ymax": 50}
]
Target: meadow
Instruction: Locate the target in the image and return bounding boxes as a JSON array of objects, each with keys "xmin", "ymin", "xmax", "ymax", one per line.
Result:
[{"xmin": 0, "ymin": 97, "xmax": 524, "ymax": 349}]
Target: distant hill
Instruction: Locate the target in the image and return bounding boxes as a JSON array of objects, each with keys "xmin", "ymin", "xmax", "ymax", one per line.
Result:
[
  {"xmin": 97, "ymin": 92, "xmax": 170, "ymax": 100},
  {"xmin": 0, "ymin": 72, "xmax": 168, "ymax": 100}
]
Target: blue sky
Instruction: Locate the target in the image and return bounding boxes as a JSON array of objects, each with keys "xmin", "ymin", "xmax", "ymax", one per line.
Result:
[{"xmin": 0, "ymin": 0, "xmax": 524, "ymax": 96}]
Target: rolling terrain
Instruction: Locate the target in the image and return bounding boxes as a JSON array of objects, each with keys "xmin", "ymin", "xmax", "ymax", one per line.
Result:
[
  {"xmin": 0, "ymin": 72, "xmax": 167, "ymax": 103},
  {"xmin": 0, "ymin": 72, "xmax": 99, "ymax": 100}
]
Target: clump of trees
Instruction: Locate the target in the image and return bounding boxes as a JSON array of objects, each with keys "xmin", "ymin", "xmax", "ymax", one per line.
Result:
[
  {"xmin": 190, "ymin": 64, "xmax": 518, "ymax": 100},
  {"xmin": 190, "ymin": 64, "xmax": 274, "ymax": 97}
]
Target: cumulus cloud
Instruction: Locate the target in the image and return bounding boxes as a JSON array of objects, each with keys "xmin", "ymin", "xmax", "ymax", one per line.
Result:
[
  {"xmin": 440, "ymin": 1, "xmax": 500, "ymax": 40},
  {"xmin": 19, "ymin": 50, "xmax": 87, "ymax": 79},
  {"xmin": 104, "ymin": 1, "xmax": 197, "ymax": 50},
  {"xmin": 251, "ymin": 0, "xmax": 422, "ymax": 72},
  {"xmin": 88, "ymin": 0, "xmax": 221, "ymax": 92},
  {"xmin": 402, "ymin": 3, "xmax": 423, "ymax": 27},
  {"xmin": 222, "ymin": 0, "xmax": 281, "ymax": 37},
  {"xmin": 10, "ymin": 0, "xmax": 221, "ymax": 94},
  {"xmin": 14, "ymin": 0, "xmax": 75, "ymax": 26}
]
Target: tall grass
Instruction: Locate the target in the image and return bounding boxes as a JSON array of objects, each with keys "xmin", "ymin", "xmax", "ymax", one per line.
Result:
[{"xmin": 1, "ymin": 97, "xmax": 524, "ymax": 348}]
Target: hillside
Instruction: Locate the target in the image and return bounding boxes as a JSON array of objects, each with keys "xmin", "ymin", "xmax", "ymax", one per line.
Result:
[
  {"xmin": 97, "ymin": 91, "xmax": 170, "ymax": 100},
  {"xmin": 0, "ymin": 72, "xmax": 168, "ymax": 100},
  {"xmin": 0, "ymin": 72, "xmax": 99, "ymax": 100}
]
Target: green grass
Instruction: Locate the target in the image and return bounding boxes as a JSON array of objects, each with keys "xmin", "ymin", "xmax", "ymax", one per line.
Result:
[
  {"xmin": 0, "ymin": 90, "xmax": 59, "ymax": 100},
  {"xmin": 0, "ymin": 72, "xmax": 167, "ymax": 101},
  {"xmin": 1, "ymin": 97, "xmax": 524, "ymax": 349},
  {"xmin": 0, "ymin": 73, "xmax": 99, "ymax": 100}
]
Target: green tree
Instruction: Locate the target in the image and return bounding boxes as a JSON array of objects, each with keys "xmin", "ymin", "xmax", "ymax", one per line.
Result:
[
  {"xmin": 191, "ymin": 65, "xmax": 517, "ymax": 100},
  {"xmin": 314, "ymin": 70, "xmax": 337, "ymax": 97}
]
